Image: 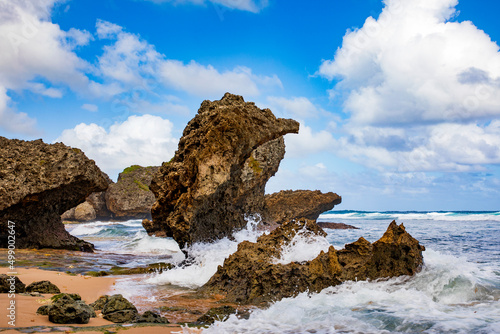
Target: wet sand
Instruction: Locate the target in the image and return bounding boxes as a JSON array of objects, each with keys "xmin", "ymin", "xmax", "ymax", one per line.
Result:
[{"xmin": 0, "ymin": 268, "xmax": 186, "ymax": 333}]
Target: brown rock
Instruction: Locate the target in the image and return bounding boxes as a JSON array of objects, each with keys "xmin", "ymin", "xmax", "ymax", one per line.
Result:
[
  {"xmin": 0, "ymin": 137, "xmax": 108, "ymax": 251},
  {"xmin": 144, "ymin": 93, "xmax": 299, "ymax": 248},
  {"xmin": 317, "ymin": 222, "xmax": 359, "ymax": 229},
  {"xmin": 201, "ymin": 220, "xmax": 424, "ymax": 305},
  {"xmin": 105, "ymin": 165, "xmax": 159, "ymax": 220},
  {"xmin": 73, "ymin": 201, "xmax": 96, "ymax": 221},
  {"xmin": 265, "ymin": 190, "xmax": 341, "ymax": 224}
]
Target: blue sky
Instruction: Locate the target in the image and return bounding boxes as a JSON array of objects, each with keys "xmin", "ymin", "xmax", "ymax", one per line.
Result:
[{"xmin": 1, "ymin": 0, "xmax": 500, "ymax": 211}]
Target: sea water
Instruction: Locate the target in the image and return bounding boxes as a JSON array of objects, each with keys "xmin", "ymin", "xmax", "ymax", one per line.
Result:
[{"xmin": 67, "ymin": 211, "xmax": 500, "ymax": 333}]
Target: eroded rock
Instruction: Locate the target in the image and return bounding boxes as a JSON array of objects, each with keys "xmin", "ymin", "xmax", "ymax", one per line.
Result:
[
  {"xmin": 0, "ymin": 137, "xmax": 108, "ymax": 251},
  {"xmin": 48, "ymin": 294, "xmax": 94, "ymax": 324},
  {"xmin": 144, "ymin": 93, "xmax": 299, "ymax": 248},
  {"xmin": 265, "ymin": 190, "xmax": 342, "ymax": 224},
  {"xmin": 201, "ymin": 220, "xmax": 425, "ymax": 305},
  {"xmin": 0, "ymin": 274, "xmax": 25, "ymax": 293},
  {"xmin": 105, "ymin": 165, "xmax": 159, "ymax": 220},
  {"xmin": 26, "ymin": 280, "xmax": 60, "ymax": 294},
  {"xmin": 101, "ymin": 294, "xmax": 138, "ymax": 323}
]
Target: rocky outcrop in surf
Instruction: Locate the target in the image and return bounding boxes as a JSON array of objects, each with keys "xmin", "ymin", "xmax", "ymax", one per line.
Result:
[
  {"xmin": 265, "ymin": 190, "xmax": 341, "ymax": 224},
  {"xmin": 143, "ymin": 93, "xmax": 300, "ymax": 249},
  {"xmin": 0, "ymin": 137, "xmax": 108, "ymax": 251},
  {"xmin": 201, "ymin": 220, "xmax": 425, "ymax": 305}
]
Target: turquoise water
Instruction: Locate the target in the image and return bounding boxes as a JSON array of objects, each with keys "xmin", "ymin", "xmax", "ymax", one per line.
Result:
[{"xmin": 67, "ymin": 211, "xmax": 500, "ymax": 333}]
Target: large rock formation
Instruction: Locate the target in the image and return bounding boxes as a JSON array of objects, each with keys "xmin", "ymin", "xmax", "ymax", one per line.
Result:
[
  {"xmin": 143, "ymin": 93, "xmax": 300, "ymax": 248},
  {"xmin": 201, "ymin": 219, "xmax": 425, "ymax": 305},
  {"xmin": 105, "ymin": 165, "xmax": 159, "ymax": 220},
  {"xmin": 265, "ymin": 190, "xmax": 341, "ymax": 224},
  {"xmin": 0, "ymin": 137, "xmax": 108, "ymax": 251}
]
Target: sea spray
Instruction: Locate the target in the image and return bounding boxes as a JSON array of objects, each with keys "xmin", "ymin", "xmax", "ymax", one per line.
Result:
[
  {"xmin": 272, "ymin": 225, "xmax": 331, "ymax": 265},
  {"xmin": 146, "ymin": 217, "xmax": 265, "ymax": 288},
  {"xmin": 204, "ymin": 248, "xmax": 500, "ymax": 334}
]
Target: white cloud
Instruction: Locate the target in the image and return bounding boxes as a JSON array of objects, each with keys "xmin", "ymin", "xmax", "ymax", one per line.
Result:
[
  {"xmin": 0, "ymin": 0, "xmax": 90, "ymax": 135},
  {"xmin": 284, "ymin": 124, "xmax": 335, "ymax": 159},
  {"xmin": 81, "ymin": 103, "xmax": 98, "ymax": 112},
  {"xmin": 266, "ymin": 96, "xmax": 322, "ymax": 120},
  {"xmin": 93, "ymin": 20, "xmax": 281, "ymax": 98},
  {"xmin": 142, "ymin": 0, "xmax": 269, "ymax": 13},
  {"xmin": 56, "ymin": 114, "xmax": 179, "ymax": 176},
  {"xmin": 319, "ymin": 0, "xmax": 500, "ymax": 125},
  {"xmin": 159, "ymin": 61, "xmax": 281, "ymax": 97},
  {"xmin": 316, "ymin": 0, "xmax": 500, "ymax": 173}
]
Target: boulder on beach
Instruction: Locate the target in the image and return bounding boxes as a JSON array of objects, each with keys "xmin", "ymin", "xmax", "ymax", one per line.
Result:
[
  {"xmin": 265, "ymin": 190, "xmax": 341, "ymax": 224},
  {"xmin": 26, "ymin": 280, "xmax": 61, "ymax": 294},
  {"xmin": 47, "ymin": 293, "xmax": 94, "ymax": 324},
  {"xmin": 201, "ymin": 220, "xmax": 425, "ymax": 305},
  {"xmin": 101, "ymin": 294, "xmax": 138, "ymax": 323},
  {"xmin": 143, "ymin": 93, "xmax": 300, "ymax": 249},
  {"xmin": 137, "ymin": 310, "xmax": 170, "ymax": 324},
  {"xmin": 0, "ymin": 274, "xmax": 26, "ymax": 293},
  {"xmin": 0, "ymin": 137, "xmax": 108, "ymax": 251}
]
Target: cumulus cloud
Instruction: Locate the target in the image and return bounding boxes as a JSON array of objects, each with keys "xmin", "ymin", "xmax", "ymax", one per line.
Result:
[
  {"xmin": 319, "ymin": 0, "xmax": 500, "ymax": 125},
  {"xmin": 0, "ymin": 0, "xmax": 90, "ymax": 135},
  {"xmin": 266, "ymin": 96, "xmax": 322, "ymax": 120},
  {"xmin": 317, "ymin": 0, "xmax": 500, "ymax": 173},
  {"xmin": 142, "ymin": 0, "xmax": 269, "ymax": 13},
  {"xmin": 284, "ymin": 124, "xmax": 335, "ymax": 159},
  {"xmin": 93, "ymin": 20, "xmax": 281, "ymax": 98},
  {"xmin": 56, "ymin": 115, "xmax": 178, "ymax": 177}
]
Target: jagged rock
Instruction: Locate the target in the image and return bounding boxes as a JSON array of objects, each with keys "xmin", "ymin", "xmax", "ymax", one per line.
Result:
[
  {"xmin": 105, "ymin": 165, "xmax": 159, "ymax": 220},
  {"xmin": 317, "ymin": 222, "xmax": 359, "ymax": 229},
  {"xmin": 0, "ymin": 137, "xmax": 108, "ymax": 251},
  {"xmin": 201, "ymin": 220, "xmax": 425, "ymax": 305},
  {"xmin": 36, "ymin": 304, "xmax": 51, "ymax": 315},
  {"xmin": 0, "ymin": 274, "xmax": 26, "ymax": 293},
  {"xmin": 52, "ymin": 293, "xmax": 81, "ymax": 302},
  {"xmin": 90, "ymin": 295, "xmax": 109, "ymax": 311},
  {"xmin": 48, "ymin": 294, "xmax": 94, "ymax": 324},
  {"xmin": 265, "ymin": 190, "xmax": 341, "ymax": 224},
  {"xmin": 26, "ymin": 280, "xmax": 60, "ymax": 294},
  {"xmin": 144, "ymin": 93, "xmax": 299, "ymax": 248},
  {"xmin": 101, "ymin": 294, "xmax": 138, "ymax": 323},
  {"xmin": 196, "ymin": 306, "xmax": 237, "ymax": 325},
  {"xmin": 137, "ymin": 310, "xmax": 169, "ymax": 323}
]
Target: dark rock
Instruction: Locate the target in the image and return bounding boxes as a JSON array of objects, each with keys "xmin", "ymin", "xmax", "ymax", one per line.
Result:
[
  {"xmin": 0, "ymin": 274, "xmax": 26, "ymax": 293},
  {"xmin": 144, "ymin": 93, "xmax": 299, "ymax": 248},
  {"xmin": 48, "ymin": 293, "xmax": 94, "ymax": 324},
  {"xmin": 105, "ymin": 165, "xmax": 159, "ymax": 220},
  {"xmin": 90, "ymin": 295, "xmax": 109, "ymax": 311},
  {"xmin": 36, "ymin": 304, "xmax": 51, "ymax": 315},
  {"xmin": 0, "ymin": 137, "xmax": 108, "ymax": 251},
  {"xmin": 101, "ymin": 294, "xmax": 138, "ymax": 323},
  {"xmin": 196, "ymin": 306, "xmax": 237, "ymax": 325},
  {"xmin": 317, "ymin": 222, "xmax": 359, "ymax": 230},
  {"xmin": 201, "ymin": 220, "xmax": 425, "ymax": 305},
  {"xmin": 52, "ymin": 293, "xmax": 81, "ymax": 302},
  {"xmin": 265, "ymin": 190, "xmax": 341, "ymax": 224},
  {"xmin": 26, "ymin": 280, "xmax": 60, "ymax": 294},
  {"xmin": 137, "ymin": 310, "xmax": 169, "ymax": 323}
]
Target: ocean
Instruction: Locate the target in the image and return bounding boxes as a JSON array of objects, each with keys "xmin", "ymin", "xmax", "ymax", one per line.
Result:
[{"xmin": 65, "ymin": 211, "xmax": 500, "ymax": 333}]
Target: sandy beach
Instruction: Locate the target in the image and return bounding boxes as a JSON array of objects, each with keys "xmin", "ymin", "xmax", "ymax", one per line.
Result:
[{"xmin": 0, "ymin": 268, "xmax": 187, "ymax": 333}]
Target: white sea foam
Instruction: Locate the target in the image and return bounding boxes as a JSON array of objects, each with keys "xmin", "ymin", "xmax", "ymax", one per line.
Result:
[
  {"xmin": 203, "ymin": 249, "xmax": 500, "ymax": 334},
  {"xmin": 272, "ymin": 226, "xmax": 332, "ymax": 265},
  {"xmin": 66, "ymin": 221, "xmax": 114, "ymax": 236},
  {"xmin": 146, "ymin": 217, "xmax": 265, "ymax": 288}
]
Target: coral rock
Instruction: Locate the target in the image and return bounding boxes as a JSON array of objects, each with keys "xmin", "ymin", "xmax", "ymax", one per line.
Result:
[
  {"xmin": 202, "ymin": 220, "xmax": 425, "ymax": 305},
  {"xmin": 144, "ymin": 93, "xmax": 299, "ymax": 248},
  {"xmin": 0, "ymin": 137, "xmax": 108, "ymax": 251}
]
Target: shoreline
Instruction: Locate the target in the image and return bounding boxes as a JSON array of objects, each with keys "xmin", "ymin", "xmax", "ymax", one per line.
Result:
[{"xmin": 0, "ymin": 267, "xmax": 187, "ymax": 333}]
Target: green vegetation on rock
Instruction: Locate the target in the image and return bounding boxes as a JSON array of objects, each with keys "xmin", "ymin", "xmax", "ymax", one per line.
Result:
[{"xmin": 122, "ymin": 165, "xmax": 142, "ymax": 174}]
